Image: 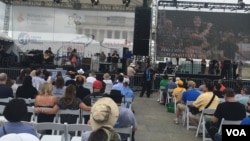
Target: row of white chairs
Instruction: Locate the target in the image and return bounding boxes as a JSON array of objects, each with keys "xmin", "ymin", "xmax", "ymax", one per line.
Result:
[
  {"xmin": 180, "ymin": 99, "xmax": 245, "ymax": 141},
  {"xmin": 20, "ymin": 122, "xmax": 133, "ymax": 141}
]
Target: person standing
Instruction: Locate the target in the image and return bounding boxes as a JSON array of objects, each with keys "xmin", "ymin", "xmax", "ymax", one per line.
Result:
[
  {"xmin": 111, "ymin": 50, "xmax": 119, "ymax": 72},
  {"xmin": 99, "ymin": 51, "xmax": 106, "ymax": 63},
  {"xmin": 232, "ymin": 60, "xmax": 238, "ymax": 80},
  {"xmin": 127, "ymin": 63, "xmax": 136, "ymax": 89},
  {"xmin": 69, "ymin": 49, "xmax": 78, "ymax": 67},
  {"xmin": 201, "ymin": 58, "xmax": 206, "ymax": 74},
  {"xmin": 123, "ymin": 48, "xmax": 132, "ymax": 68},
  {"xmin": 140, "ymin": 65, "xmax": 155, "ymax": 98},
  {"xmin": 238, "ymin": 60, "xmax": 243, "ymax": 79}
]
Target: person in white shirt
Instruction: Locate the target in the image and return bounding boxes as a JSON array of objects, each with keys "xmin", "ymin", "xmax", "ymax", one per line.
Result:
[
  {"xmin": 102, "ymin": 73, "xmax": 113, "ymax": 84},
  {"xmin": 127, "ymin": 63, "xmax": 136, "ymax": 89},
  {"xmin": 32, "ymin": 69, "xmax": 45, "ymax": 90},
  {"xmin": 86, "ymin": 72, "xmax": 96, "ymax": 83}
]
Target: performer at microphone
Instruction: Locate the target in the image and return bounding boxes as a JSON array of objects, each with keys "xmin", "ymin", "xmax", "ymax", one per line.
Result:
[
  {"xmin": 43, "ymin": 47, "xmax": 54, "ymax": 64},
  {"xmin": 69, "ymin": 49, "xmax": 78, "ymax": 67}
]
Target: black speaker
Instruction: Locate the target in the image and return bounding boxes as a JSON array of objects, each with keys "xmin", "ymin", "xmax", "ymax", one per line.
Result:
[{"xmin": 133, "ymin": 7, "xmax": 151, "ymax": 56}]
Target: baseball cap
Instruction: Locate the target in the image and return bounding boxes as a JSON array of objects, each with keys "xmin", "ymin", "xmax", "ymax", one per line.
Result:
[{"xmin": 93, "ymin": 80, "xmax": 103, "ymax": 89}]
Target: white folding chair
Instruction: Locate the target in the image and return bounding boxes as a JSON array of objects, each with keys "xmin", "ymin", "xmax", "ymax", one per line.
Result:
[
  {"xmin": 173, "ymin": 92, "xmax": 183, "ymax": 114},
  {"xmin": 84, "ymin": 82, "xmax": 93, "ymax": 93},
  {"xmin": 183, "ymin": 101, "xmax": 195, "ymax": 128},
  {"xmin": 218, "ymin": 118, "xmax": 242, "ymax": 134},
  {"xmin": 27, "ymin": 106, "xmax": 37, "ymax": 123},
  {"xmin": 166, "ymin": 88, "xmax": 173, "ymax": 106},
  {"xmin": 0, "ymin": 105, "xmax": 6, "ymax": 125},
  {"xmin": 105, "ymin": 83, "xmax": 113, "ymax": 94},
  {"xmin": 34, "ymin": 122, "xmax": 68, "ymax": 141},
  {"xmin": 80, "ymin": 110, "xmax": 90, "ymax": 124},
  {"xmin": 55, "ymin": 109, "xmax": 81, "ymax": 124},
  {"xmin": 22, "ymin": 121, "xmax": 35, "ymax": 127},
  {"xmin": 115, "ymin": 126, "xmax": 133, "ymax": 141},
  {"xmin": 196, "ymin": 109, "xmax": 216, "ymax": 141},
  {"xmin": 0, "ymin": 97, "xmax": 11, "ymax": 105},
  {"xmin": 67, "ymin": 124, "xmax": 92, "ymax": 141},
  {"xmin": 159, "ymin": 86, "xmax": 165, "ymax": 103}
]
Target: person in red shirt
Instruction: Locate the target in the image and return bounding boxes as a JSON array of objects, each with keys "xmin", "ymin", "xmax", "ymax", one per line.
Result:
[{"xmin": 218, "ymin": 79, "xmax": 226, "ymax": 92}]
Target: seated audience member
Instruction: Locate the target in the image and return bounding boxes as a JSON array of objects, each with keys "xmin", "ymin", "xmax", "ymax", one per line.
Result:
[
  {"xmin": 174, "ymin": 81, "xmax": 200, "ymax": 124},
  {"xmin": 112, "ymin": 75, "xmax": 124, "ymax": 92},
  {"xmin": 213, "ymin": 83, "xmax": 223, "ymax": 98},
  {"xmin": 32, "ymin": 69, "xmax": 45, "ymax": 91},
  {"xmin": 103, "ymin": 73, "xmax": 113, "ymax": 84},
  {"xmin": 63, "ymin": 71, "xmax": 72, "ymax": 83},
  {"xmin": 0, "ymin": 99, "xmax": 37, "ymax": 137},
  {"xmin": 189, "ymin": 82, "xmax": 220, "ymax": 127},
  {"xmin": 83, "ymin": 80, "xmax": 104, "ymax": 124},
  {"xmin": 34, "ymin": 82, "xmax": 57, "ymax": 124},
  {"xmin": 6, "ymin": 77, "xmax": 18, "ymax": 95},
  {"xmin": 0, "ymin": 73, "xmax": 13, "ymax": 98},
  {"xmin": 75, "ymin": 76, "xmax": 91, "ymax": 101},
  {"xmin": 198, "ymin": 79, "xmax": 206, "ymax": 91},
  {"xmin": 81, "ymin": 97, "xmax": 121, "ymax": 141},
  {"xmin": 65, "ymin": 72, "xmax": 76, "ymax": 86},
  {"xmin": 121, "ymin": 79, "xmax": 134, "ymax": 99},
  {"xmin": 0, "ymin": 133, "xmax": 39, "ymax": 141},
  {"xmin": 53, "ymin": 76, "xmax": 65, "ymax": 95},
  {"xmin": 235, "ymin": 86, "xmax": 250, "ymax": 106},
  {"xmin": 166, "ymin": 77, "xmax": 177, "ymax": 90},
  {"xmin": 43, "ymin": 70, "xmax": 52, "ymax": 83},
  {"xmin": 109, "ymin": 91, "xmax": 137, "ymax": 141},
  {"xmin": 205, "ymin": 88, "xmax": 246, "ymax": 141},
  {"xmin": 76, "ymin": 68, "xmax": 86, "ymax": 81},
  {"xmin": 86, "ymin": 72, "xmax": 97, "ymax": 83},
  {"xmin": 16, "ymin": 68, "xmax": 31, "ymax": 84},
  {"xmin": 172, "ymin": 80, "xmax": 186, "ymax": 102},
  {"xmin": 159, "ymin": 75, "xmax": 168, "ymax": 103},
  {"xmin": 16, "ymin": 76, "xmax": 38, "ymax": 99},
  {"xmin": 218, "ymin": 79, "xmax": 226, "ymax": 92}
]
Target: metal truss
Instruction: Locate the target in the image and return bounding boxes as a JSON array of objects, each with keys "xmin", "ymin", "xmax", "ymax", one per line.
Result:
[
  {"xmin": 158, "ymin": 1, "xmax": 250, "ymax": 11},
  {"xmin": 0, "ymin": 0, "xmax": 137, "ymax": 12}
]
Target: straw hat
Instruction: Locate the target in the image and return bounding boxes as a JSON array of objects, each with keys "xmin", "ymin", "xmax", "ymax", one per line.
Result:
[
  {"xmin": 129, "ymin": 63, "xmax": 136, "ymax": 67},
  {"xmin": 89, "ymin": 97, "xmax": 119, "ymax": 131},
  {"xmin": 0, "ymin": 133, "xmax": 39, "ymax": 141},
  {"xmin": 103, "ymin": 73, "xmax": 111, "ymax": 80}
]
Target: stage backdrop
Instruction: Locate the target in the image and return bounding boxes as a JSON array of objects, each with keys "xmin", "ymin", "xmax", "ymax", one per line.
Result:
[
  {"xmin": 157, "ymin": 10, "xmax": 250, "ymax": 61},
  {"xmin": 9, "ymin": 6, "xmax": 134, "ymax": 58},
  {"xmin": 0, "ymin": 2, "xmax": 6, "ymax": 32}
]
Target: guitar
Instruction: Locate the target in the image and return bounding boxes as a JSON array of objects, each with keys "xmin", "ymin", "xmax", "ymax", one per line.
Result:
[{"xmin": 44, "ymin": 53, "xmax": 54, "ymax": 60}]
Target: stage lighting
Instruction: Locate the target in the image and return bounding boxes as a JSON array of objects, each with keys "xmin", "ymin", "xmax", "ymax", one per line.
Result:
[
  {"xmin": 91, "ymin": 0, "xmax": 99, "ymax": 6},
  {"xmin": 123, "ymin": 0, "xmax": 130, "ymax": 7}
]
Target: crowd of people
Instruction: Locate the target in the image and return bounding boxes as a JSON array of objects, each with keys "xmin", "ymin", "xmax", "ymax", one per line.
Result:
[
  {"xmin": 0, "ymin": 67, "xmax": 138, "ymax": 141},
  {"xmin": 158, "ymin": 75, "xmax": 250, "ymax": 141}
]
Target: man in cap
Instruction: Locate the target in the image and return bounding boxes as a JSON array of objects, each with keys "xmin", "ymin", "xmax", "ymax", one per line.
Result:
[
  {"xmin": 83, "ymin": 80, "xmax": 104, "ymax": 124},
  {"xmin": 172, "ymin": 80, "xmax": 186, "ymax": 102},
  {"xmin": 127, "ymin": 63, "xmax": 136, "ymax": 89},
  {"xmin": 109, "ymin": 90, "xmax": 138, "ymax": 141},
  {"xmin": 174, "ymin": 81, "xmax": 200, "ymax": 124}
]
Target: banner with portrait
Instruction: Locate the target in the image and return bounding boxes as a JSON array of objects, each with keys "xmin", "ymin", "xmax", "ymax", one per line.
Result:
[{"xmin": 157, "ymin": 10, "xmax": 250, "ymax": 61}]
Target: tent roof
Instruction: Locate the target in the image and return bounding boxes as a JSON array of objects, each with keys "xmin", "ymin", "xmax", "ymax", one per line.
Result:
[{"xmin": 0, "ymin": 33, "xmax": 14, "ymax": 42}]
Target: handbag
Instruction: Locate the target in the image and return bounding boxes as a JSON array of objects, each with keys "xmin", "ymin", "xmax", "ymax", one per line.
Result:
[{"xmin": 189, "ymin": 94, "xmax": 216, "ymax": 115}]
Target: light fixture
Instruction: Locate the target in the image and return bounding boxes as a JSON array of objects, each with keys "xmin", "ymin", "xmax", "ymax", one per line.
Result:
[
  {"xmin": 91, "ymin": 0, "xmax": 99, "ymax": 6},
  {"xmin": 123, "ymin": 0, "xmax": 130, "ymax": 7}
]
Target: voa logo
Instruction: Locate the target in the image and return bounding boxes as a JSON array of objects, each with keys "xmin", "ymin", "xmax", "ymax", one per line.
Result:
[
  {"xmin": 18, "ymin": 32, "xmax": 30, "ymax": 45},
  {"xmin": 226, "ymin": 129, "xmax": 246, "ymax": 136}
]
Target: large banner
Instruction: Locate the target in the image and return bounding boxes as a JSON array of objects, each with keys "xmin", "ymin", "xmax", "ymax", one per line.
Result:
[
  {"xmin": 157, "ymin": 10, "xmax": 250, "ymax": 61},
  {"xmin": 0, "ymin": 2, "xmax": 6, "ymax": 32},
  {"xmin": 11, "ymin": 6, "xmax": 134, "ymax": 57}
]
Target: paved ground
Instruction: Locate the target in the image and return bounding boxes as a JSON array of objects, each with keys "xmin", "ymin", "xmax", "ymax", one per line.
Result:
[{"xmin": 133, "ymin": 91, "xmax": 201, "ymax": 141}]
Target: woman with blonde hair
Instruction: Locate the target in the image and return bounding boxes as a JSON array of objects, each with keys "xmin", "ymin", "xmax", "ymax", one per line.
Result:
[
  {"xmin": 35, "ymin": 82, "xmax": 57, "ymax": 132},
  {"xmin": 35, "ymin": 84, "xmax": 91, "ymax": 124}
]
